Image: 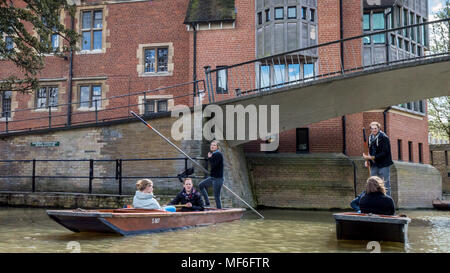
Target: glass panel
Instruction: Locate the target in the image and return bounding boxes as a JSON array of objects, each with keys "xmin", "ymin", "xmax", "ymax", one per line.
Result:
[
  {"xmin": 363, "ymin": 36, "xmax": 371, "ymax": 44},
  {"xmin": 422, "ymin": 22, "xmax": 427, "ymax": 46},
  {"xmin": 49, "ymin": 87, "xmax": 58, "ymax": 107},
  {"xmin": 303, "ymin": 63, "xmax": 314, "ymax": 80},
  {"xmin": 1, "ymin": 91, "xmax": 12, "ymax": 118},
  {"xmin": 403, "ymin": 9, "xmax": 408, "ymax": 36},
  {"xmin": 273, "ymin": 64, "xmax": 285, "ymax": 86},
  {"xmin": 80, "ymin": 86, "xmax": 90, "ymax": 107},
  {"xmin": 405, "ymin": 40, "xmax": 410, "ymax": 52},
  {"xmin": 301, "ymin": 7, "xmax": 307, "ymax": 20},
  {"xmin": 310, "ymin": 9, "xmax": 315, "ymax": 22},
  {"xmin": 288, "ymin": 7, "xmax": 296, "ymax": 19},
  {"xmin": 419, "ymin": 100, "xmax": 424, "ymax": 112},
  {"xmin": 51, "ymin": 34, "xmax": 59, "ymax": 50},
  {"xmin": 265, "ymin": 9, "xmax": 270, "ymax": 22},
  {"xmin": 410, "ymin": 12, "xmax": 415, "ymax": 41},
  {"xmin": 217, "ymin": 67, "xmax": 227, "ymax": 94},
  {"xmin": 157, "ymin": 100, "xmax": 168, "ymax": 112},
  {"xmin": 82, "ymin": 31, "xmax": 91, "ymax": 50},
  {"xmin": 391, "ymin": 34, "xmax": 396, "ymax": 46},
  {"xmin": 416, "ymin": 16, "xmax": 421, "ymax": 43},
  {"xmin": 5, "ymin": 36, "xmax": 13, "ymax": 51},
  {"xmin": 82, "ymin": 11, "xmax": 92, "ymax": 29},
  {"xmin": 373, "ymin": 13, "xmax": 385, "ymax": 30},
  {"xmin": 157, "ymin": 48, "xmax": 168, "ymax": 72},
  {"xmin": 288, "ymin": 64, "xmax": 300, "ymax": 83},
  {"xmin": 275, "ymin": 7, "xmax": 283, "ymax": 20},
  {"xmin": 373, "ymin": 34, "xmax": 385, "ymax": 44},
  {"xmin": 260, "ymin": 65, "xmax": 270, "ymax": 88},
  {"xmin": 37, "ymin": 87, "xmax": 47, "ymax": 108},
  {"xmin": 92, "ymin": 85, "xmax": 101, "ymax": 108},
  {"xmin": 258, "ymin": 12, "xmax": 262, "ymax": 25},
  {"xmin": 363, "ymin": 14, "xmax": 370, "ymax": 30},
  {"xmin": 93, "ymin": 30, "xmax": 102, "ymax": 50},
  {"xmin": 398, "ymin": 37, "xmax": 403, "ymax": 49},
  {"xmin": 144, "ymin": 49, "xmax": 155, "ymax": 72},
  {"xmin": 145, "ymin": 100, "xmax": 155, "ymax": 113},
  {"xmin": 94, "ymin": 11, "xmax": 103, "ymax": 28}
]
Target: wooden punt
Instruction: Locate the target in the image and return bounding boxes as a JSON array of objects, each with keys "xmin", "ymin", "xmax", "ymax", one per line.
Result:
[
  {"xmin": 47, "ymin": 208, "xmax": 245, "ymax": 236},
  {"xmin": 432, "ymin": 199, "xmax": 450, "ymax": 210},
  {"xmin": 333, "ymin": 212, "xmax": 411, "ymax": 243}
]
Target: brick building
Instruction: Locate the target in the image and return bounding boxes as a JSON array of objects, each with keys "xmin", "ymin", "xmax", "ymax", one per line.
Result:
[{"xmin": 1, "ymin": 0, "xmax": 431, "ymax": 164}]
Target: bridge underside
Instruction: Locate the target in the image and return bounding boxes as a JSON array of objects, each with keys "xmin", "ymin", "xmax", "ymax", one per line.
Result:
[{"xmin": 215, "ymin": 56, "xmax": 450, "ymax": 147}]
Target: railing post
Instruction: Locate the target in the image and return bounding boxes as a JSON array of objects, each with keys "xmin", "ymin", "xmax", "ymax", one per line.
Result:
[
  {"xmin": 94, "ymin": 99, "xmax": 98, "ymax": 123},
  {"xmin": 89, "ymin": 159, "xmax": 94, "ymax": 194},
  {"xmin": 5, "ymin": 113, "xmax": 8, "ymax": 133},
  {"xmin": 184, "ymin": 158, "xmax": 188, "ymax": 173},
  {"xmin": 32, "ymin": 159, "xmax": 36, "ymax": 192},
  {"xmin": 48, "ymin": 105, "xmax": 52, "ymax": 129},
  {"xmin": 118, "ymin": 159, "xmax": 122, "ymax": 195}
]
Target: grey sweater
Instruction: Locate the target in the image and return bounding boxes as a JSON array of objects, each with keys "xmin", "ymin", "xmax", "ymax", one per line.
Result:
[{"xmin": 132, "ymin": 191, "xmax": 162, "ymax": 210}]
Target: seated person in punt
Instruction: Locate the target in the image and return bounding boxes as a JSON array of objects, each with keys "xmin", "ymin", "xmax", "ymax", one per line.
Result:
[
  {"xmin": 168, "ymin": 178, "xmax": 204, "ymax": 212},
  {"xmin": 132, "ymin": 179, "xmax": 162, "ymax": 210},
  {"xmin": 359, "ymin": 176, "xmax": 395, "ymax": 215}
]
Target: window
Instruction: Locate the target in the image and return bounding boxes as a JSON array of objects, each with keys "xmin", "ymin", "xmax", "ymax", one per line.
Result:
[
  {"xmin": 422, "ymin": 19, "xmax": 427, "ymax": 46},
  {"xmin": 301, "ymin": 7, "xmax": 307, "ymax": 20},
  {"xmin": 275, "ymin": 7, "xmax": 284, "ymax": 20},
  {"xmin": 216, "ymin": 66, "xmax": 228, "ymax": 94},
  {"xmin": 303, "ymin": 63, "xmax": 314, "ymax": 79},
  {"xmin": 403, "ymin": 9, "xmax": 408, "ymax": 36},
  {"xmin": 144, "ymin": 99, "xmax": 168, "ymax": 114},
  {"xmin": 79, "ymin": 85, "xmax": 101, "ymax": 108},
  {"xmin": 1, "ymin": 91, "xmax": 12, "ymax": 118},
  {"xmin": 288, "ymin": 64, "xmax": 300, "ymax": 83},
  {"xmin": 258, "ymin": 12, "xmax": 262, "ymax": 25},
  {"xmin": 36, "ymin": 86, "xmax": 58, "ymax": 108},
  {"xmin": 410, "ymin": 12, "xmax": 415, "ymax": 41},
  {"xmin": 144, "ymin": 47, "xmax": 168, "ymax": 73},
  {"xmin": 397, "ymin": 139, "xmax": 402, "ymax": 161},
  {"xmin": 265, "ymin": 9, "xmax": 270, "ymax": 22},
  {"xmin": 416, "ymin": 15, "xmax": 422, "ymax": 43},
  {"xmin": 41, "ymin": 16, "xmax": 59, "ymax": 52},
  {"xmin": 260, "ymin": 65, "xmax": 271, "ymax": 89},
  {"xmin": 296, "ymin": 128, "xmax": 309, "ymax": 153},
  {"xmin": 273, "ymin": 64, "xmax": 285, "ymax": 86},
  {"xmin": 418, "ymin": 100, "xmax": 424, "ymax": 113},
  {"xmin": 373, "ymin": 13, "xmax": 385, "ymax": 30},
  {"xmin": 363, "ymin": 14, "xmax": 370, "ymax": 30},
  {"xmin": 5, "ymin": 36, "xmax": 13, "ymax": 52},
  {"xmin": 288, "ymin": 7, "xmax": 297, "ymax": 19},
  {"xmin": 418, "ymin": 143, "xmax": 423, "ymax": 163},
  {"xmin": 408, "ymin": 141, "xmax": 413, "ymax": 162},
  {"xmin": 81, "ymin": 10, "xmax": 103, "ymax": 51},
  {"xmin": 373, "ymin": 34, "xmax": 385, "ymax": 44},
  {"xmin": 310, "ymin": 9, "xmax": 315, "ymax": 22}
]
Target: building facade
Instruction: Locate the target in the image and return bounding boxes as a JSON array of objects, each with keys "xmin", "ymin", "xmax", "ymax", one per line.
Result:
[{"xmin": 0, "ymin": 0, "xmax": 431, "ymax": 164}]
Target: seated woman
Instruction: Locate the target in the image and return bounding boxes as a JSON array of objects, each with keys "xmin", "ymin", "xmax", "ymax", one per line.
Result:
[
  {"xmin": 168, "ymin": 178, "xmax": 204, "ymax": 211},
  {"xmin": 132, "ymin": 179, "xmax": 162, "ymax": 210},
  {"xmin": 359, "ymin": 176, "xmax": 395, "ymax": 215}
]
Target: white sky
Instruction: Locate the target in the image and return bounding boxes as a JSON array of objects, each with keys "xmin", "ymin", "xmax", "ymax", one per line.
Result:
[{"xmin": 429, "ymin": 0, "xmax": 446, "ymax": 20}]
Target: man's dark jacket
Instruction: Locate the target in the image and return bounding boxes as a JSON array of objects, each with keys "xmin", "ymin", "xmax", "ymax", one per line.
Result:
[{"xmin": 369, "ymin": 131, "xmax": 394, "ymax": 168}]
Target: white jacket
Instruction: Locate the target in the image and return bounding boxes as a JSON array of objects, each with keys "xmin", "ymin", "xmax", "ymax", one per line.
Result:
[{"xmin": 132, "ymin": 191, "xmax": 162, "ymax": 210}]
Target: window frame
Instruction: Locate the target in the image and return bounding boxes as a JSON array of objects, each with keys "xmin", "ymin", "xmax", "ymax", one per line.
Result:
[
  {"xmin": 287, "ymin": 6, "xmax": 297, "ymax": 19},
  {"xmin": 78, "ymin": 84, "xmax": 102, "ymax": 109},
  {"xmin": 81, "ymin": 9, "xmax": 103, "ymax": 51},
  {"xmin": 144, "ymin": 98, "xmax": 169, "ymax": 115},
  {"xmin": 144, "ymin": 47, "xmax": 169, "ymax": 74},
  {"xmin": 36, "ymin": 86, "xmax": 59, "ymax": 109},
  {"xmin": 216, "ymin": 66, "xmax": 228, "ymax": 94},
  {"xmin": 274, "ymin": 7, "xmax": 284, "ymax": 20}
]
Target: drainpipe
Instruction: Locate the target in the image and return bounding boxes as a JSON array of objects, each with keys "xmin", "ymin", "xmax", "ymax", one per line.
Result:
[
  {"xmin": 339, "ymin": 0, "xmax": 344, "ymax": 70},
  {"xmin": 192, "ymin": 23, "xmax": 197, "ymax": 102},
  {"xmin": 383, "ymin": 106, "xmax": 391, "ymax": 134},
  {"xmin": 67, "ymin": 14, "xmax": 74, "ymax": 126}
]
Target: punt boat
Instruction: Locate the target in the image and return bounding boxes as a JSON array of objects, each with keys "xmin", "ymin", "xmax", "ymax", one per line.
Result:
[
  {"xmin": 432, "ymin": 199, "xmax": 450, "ymax": 210},
  {"xmin": 333, "ymin": 212, "xmax": 411, "ymax": 243},
  {"xmin": 47, "ymin": 207, "xmax": 245, "ymax": 236}
]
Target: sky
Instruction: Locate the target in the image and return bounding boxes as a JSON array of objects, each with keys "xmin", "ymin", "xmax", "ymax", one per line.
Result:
[{"xmin": 429, "ymin": 0, "xmax": 447, "ymax": 20}]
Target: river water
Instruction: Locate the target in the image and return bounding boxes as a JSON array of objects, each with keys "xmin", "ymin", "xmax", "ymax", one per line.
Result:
[{"xmin": 0, "ymin": 207, "xmax": 448, "ymax": 253}]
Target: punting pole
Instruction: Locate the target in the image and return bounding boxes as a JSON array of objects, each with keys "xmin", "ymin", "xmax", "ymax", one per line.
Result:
[{"xmin": 130, "ymin": 111, "xmax": 264, "ymax": 219}]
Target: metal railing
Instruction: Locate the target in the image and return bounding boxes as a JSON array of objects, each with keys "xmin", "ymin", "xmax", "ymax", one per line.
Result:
[
  {"xmin": 0, "ymin": 80, "xmax": 206, "ymax": 135},
  {"xmin": 0, "ymin": 157, "xmax": 208, "ymax": 195},
  {"xmin": 204, "ymin": 18, "xmax": 450, "ymax": 102}
]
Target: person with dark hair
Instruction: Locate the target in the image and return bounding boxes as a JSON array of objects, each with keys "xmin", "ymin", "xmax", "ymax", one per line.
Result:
[
  {"xmin": 168, "ymin": 178, "xmax": 204, "ymax": 212},
  {"xmin": 363, "ymin": 121, "xmax": 394, "ymax": 196},
  {"xmin": 199, "ymin": 140, "xmax": 224, "ymax": 209},
  {"xmin": 359, "ymin": 176, "xmax": 395, "ymax": 215}
]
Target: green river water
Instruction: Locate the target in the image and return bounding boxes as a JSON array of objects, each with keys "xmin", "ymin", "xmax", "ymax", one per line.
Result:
[{"xmin": 0, "ymin": 207, "xmax": 448, "ymax": 253}]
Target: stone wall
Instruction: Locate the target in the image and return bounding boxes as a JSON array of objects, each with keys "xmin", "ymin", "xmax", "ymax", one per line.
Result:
[
  {"xmin": 248, "ymin": 153, "xmax": 442, "ymax": 209},
  {"xmin": 430, "ymin": 144, "xmax": 450, "ymax": 194},
  {"xmin": 0, "ymin": 115, "xmax": 203, "ymax": 196}
]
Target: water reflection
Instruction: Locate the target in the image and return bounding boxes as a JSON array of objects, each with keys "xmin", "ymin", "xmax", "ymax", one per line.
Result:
[{"xmin": 0, "ymin": 208, "xmax": 448, "ymax": 253}]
